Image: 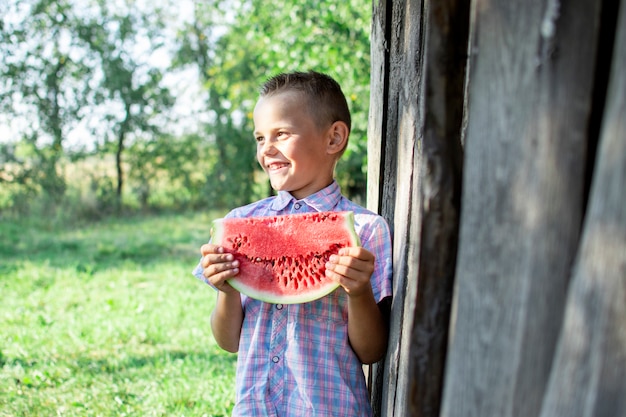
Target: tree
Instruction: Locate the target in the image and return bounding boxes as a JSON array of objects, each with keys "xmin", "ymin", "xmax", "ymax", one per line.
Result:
[
  {"xmin": 0, "ymin": 0, "xmax": 92, "ymax": 204},
  {"xmin": 175, "ymin": 0, "xmax": 372, "ymax": 206},
  {"xmin": 1, "ymin": 0, "xmax": 176, "ymax": 214},
  {"xmin": 76, "ymin": 0, "xmax": 174, "ymax": 211}
]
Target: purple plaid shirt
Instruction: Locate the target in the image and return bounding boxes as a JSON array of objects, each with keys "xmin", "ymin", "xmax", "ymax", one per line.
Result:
[{"xmin": 194, "ymin": 181, "xmax": 393, "ymax": 416}]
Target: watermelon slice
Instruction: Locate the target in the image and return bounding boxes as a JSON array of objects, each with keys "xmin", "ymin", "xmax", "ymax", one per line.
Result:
[{"xmin": 211, "ymin": 211, "xmax": 360, "ymax": 304}]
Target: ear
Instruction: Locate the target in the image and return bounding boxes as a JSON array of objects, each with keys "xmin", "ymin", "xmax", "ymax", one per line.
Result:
[{"xmin": 326, "ymin": 121, "xmax": 349, "ymax": 155}]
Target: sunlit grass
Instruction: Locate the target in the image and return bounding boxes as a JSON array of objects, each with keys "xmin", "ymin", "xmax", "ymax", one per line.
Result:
[{"xmin": 0, "ymin": 211, "xmax": 235, "ymax": 416}]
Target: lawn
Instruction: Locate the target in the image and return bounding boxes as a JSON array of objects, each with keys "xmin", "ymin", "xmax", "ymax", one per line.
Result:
[{"xmin": 0, "ymin": 211, "xmax": 236, "ymax": 416}]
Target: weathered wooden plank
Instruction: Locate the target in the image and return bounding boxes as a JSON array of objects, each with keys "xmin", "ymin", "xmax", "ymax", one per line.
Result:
[
  {"xmin": 368, "ymin": 0, "xmax": 426, "ymax": 415},
  {"xmin": 367, "ymin": 0, "xmax": 391, "ymax": 214},
  {"xmin": 368, "ymin": 1, "xmax": 467, "ymax": 416},
  {"xmin": 367, "ymin": 1, "xmax": 393, "ymax": 415},
  {"xmin": 539, "ymin": 3, "xmax": 626, "ymax": 415},
  {"xmin": 405, "ymin": 0, "xmax": 467, "ymax": 416},
  {"xmin": 377, "ymin": 0, "xmax": 421, "ymax": 414},
  {"xmin": 440, "ymin": 1, "xmax": 603, "ymax": 416}
]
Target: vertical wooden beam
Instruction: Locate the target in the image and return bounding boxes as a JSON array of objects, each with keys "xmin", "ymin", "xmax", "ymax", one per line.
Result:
[
  {"xmin": 367, "ymin": 2, "xmax": 394, "ymax": 415},
  {"xmin": 368, "ymin": 0, "xmax": 426, "ymax": 414},
  {"xmin": 367, "ymin": 0, "xmax": 393, "ymax": 216},
  {"xmin": 441, "ymin": 1, "xmax": 603, "ymax": 416},
  {"xmin": 368, "ymin": 0, "xmax": 416, "ymax": 414},
  {"xmin": 539, "ymin": 2, "xmax": 626, "ymax": 415},
  {"xmin": 368, "ymin": 0, "xmax": 467, "ymax": 416},
  {"xmin": 406, "ymin": 0, "xmax": 467, "ymax": 415},
  {"xmin": 381, "ymin": 2, "xmax": 424, "ymax": 413}
]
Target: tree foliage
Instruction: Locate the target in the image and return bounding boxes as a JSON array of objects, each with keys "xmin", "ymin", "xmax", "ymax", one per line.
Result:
[
  {"xmin": 74, "ymin": 0, "xmax": 174, "ymax": 210},
  {"xmin": 0, "ymin": 0, "xmax": 91, "ymax": 203},
  {"xmin": 176, "ymin": 0, "xmax": 372, "ymax": 206},
  {"xmin": 0, "ymin": 0, "xmax": 372, "ymax": 218}
]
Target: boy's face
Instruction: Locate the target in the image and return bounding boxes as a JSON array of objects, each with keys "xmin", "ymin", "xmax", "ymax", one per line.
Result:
[{"xmin": 253, "ymin": 91, "xmax": 336, "ymax": 200}]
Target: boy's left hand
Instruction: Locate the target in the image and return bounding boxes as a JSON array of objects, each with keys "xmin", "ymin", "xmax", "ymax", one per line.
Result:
[{"xmin": 325, "ymin": 247, "xmax": 376, "ymax": 297}]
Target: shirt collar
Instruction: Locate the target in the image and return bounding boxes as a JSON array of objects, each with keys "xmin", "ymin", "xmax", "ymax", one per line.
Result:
[{"xmin": 270, "ymin": 181, "xmax": 342, "ymax": 212}]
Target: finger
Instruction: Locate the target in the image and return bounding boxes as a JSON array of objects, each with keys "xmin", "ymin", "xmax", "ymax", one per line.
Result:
[
  {"xmin": 202, "ymin": 251, "xmax": 235, "ymax": 268},
  {"xmin": 201, "ymin": 243, "xmax": 223, "ymax": 256},
  {"xmin": 337, "ymin": 247, "xmax": 375, "ymax": 262},
  {"xmin": 209, "ymin": 272, "xmax": 239, "ymax": 293},
  {"xmin": 324, "ymin": 267, "xmax": 344, "ymax": 283},
  {"xmin": 325, "ymin": 262, "xmax": 353, "ymax": 278},
  {"xmin": 325, "ymin": 260, "xmax": 370, "ymax": 285},
  {"xmin": 328, "ymin": 254, "xmax": 374, "ymax": 275},
  {"xmin": 205, "ymin": 259, "xmax": 239, "ymax": 276},
  {"xmin": 208, "ymin": 268, "xmax": 238, "ymax": 284},
  {"xmin": 325, "ymin": 268, "xmax": 372, "ymax": 296}
]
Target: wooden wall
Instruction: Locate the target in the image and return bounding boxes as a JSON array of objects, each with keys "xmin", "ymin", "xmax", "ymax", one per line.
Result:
[{"xmin": 367, "ymin": 0, "xmax": 626, "ymax": 416}]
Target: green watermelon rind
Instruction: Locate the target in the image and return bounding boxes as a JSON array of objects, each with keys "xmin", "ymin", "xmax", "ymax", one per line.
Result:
[
  {"xmin": 228, "ymin": 275, "xmax": 341, "ymax": 305},
  {"xmin": 211, "ymin": 211, "xmax": 360, "ymax": 304}
]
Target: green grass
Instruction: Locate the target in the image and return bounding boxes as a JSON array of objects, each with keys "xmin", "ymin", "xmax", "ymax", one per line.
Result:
[{"xmin": 0, "ymin": 211, "xmax": 236, "ymax": 416}]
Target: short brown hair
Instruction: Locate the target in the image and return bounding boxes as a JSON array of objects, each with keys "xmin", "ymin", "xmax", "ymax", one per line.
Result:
[{"xmin": 259, "ymin": 71, "xmax": 352, "ymax": 134}]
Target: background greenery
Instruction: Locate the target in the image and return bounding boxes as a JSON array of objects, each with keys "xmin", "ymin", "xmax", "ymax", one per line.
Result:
[
  {"xmin": 0, "ymin": 212, "xmax": 236, "ymax": 416},
  {"xmin": 0, "ymin": 0, "xmax": 372, "ymax": 220},
  {"xmin": 1, "ymin": 1, "xmax": 371, "ymax": 414}
]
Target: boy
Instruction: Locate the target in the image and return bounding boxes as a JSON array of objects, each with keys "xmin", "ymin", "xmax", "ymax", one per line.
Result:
[{"xmin": 193, "ymin": 71, "xmax": 393, "ymax": 416}]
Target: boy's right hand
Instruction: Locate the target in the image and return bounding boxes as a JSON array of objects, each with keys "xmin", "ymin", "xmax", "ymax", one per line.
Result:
[{"xmin": 200, "ymin": 244, "xmax": 240, "ymax": 293}]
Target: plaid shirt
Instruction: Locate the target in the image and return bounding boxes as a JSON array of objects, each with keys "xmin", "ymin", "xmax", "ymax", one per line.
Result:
[{"xmin": 194, "ymin": 181, "xmax": 393, "ymax": 416}]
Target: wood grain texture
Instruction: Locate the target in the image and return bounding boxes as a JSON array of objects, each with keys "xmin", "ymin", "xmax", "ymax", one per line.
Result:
[
  {"xmin": 368, "ymin": 1, "xmax": 624, "ymax": 416},
  {"xmin": 441, "ymin": 0, "xmax": 603, "ymax": 416},
  {"xmin": 367, "ymin": 0, "xmax": 392, "ymax": 215},
  {"xmin": 539, "ymin": 3, "xmax": 626, "ymax": 415},
  {"xmin": 367, "ymin": 1, "xmax": 466, "ymax": 416},
  {"xmin": 380, "ymin": 0, "xmax": 420, "ymax": 414},
  {"xmin": 406, "ymin": 0, "xmax": 467, "ymax": 415}
]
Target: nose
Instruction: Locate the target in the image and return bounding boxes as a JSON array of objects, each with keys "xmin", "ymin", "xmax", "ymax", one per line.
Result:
[{"xmin": 259, "ymin": 137, "xmax": 278, "ymax": 155}]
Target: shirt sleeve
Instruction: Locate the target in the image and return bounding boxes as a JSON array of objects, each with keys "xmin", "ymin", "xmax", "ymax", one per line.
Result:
[
  {"xmin": 192, "ymin": 261, "xmax": 208, "ymax": 284},
  {"xmin": 358, "ymin": 214, "xmax": 393, "ymax": 303}
]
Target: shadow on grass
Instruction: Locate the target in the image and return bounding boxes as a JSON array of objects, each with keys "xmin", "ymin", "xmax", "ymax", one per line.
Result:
[
  {"xmin": 6, "ymin": 348, "xmax": 236, "ymax": 375},
  {"xmin": 3, "ymin": 236, "xmax": 196, "ymax": 267},
  {"xmin": 0, "ymin": 213, "xmax": 208, "ymax": 271},
  {"xmin": 73, "ymin": 349, "xmax": 236, "ymax": 375}
]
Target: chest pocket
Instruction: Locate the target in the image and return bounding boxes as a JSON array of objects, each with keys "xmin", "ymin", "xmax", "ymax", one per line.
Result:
[{"xmin": 297, "ymin": 289, "xmax": 348, "ymax": 324}]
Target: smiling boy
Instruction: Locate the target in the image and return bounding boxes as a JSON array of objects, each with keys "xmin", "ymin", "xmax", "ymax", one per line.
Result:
[{"xmin": 194, "ymin": 71, "xmax": 393, "ymax": 416}]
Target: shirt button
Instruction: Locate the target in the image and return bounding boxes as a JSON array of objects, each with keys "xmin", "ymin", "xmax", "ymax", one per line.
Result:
[
  {"xmin": 294, "ymin": 202, "xmax": 301, "ymax": 210},
  {"xmin": 272, "ymin": 356, "xmax": 280, "ymax": 363},
  {"xmin": 276, "ymin": 304, "xmax": 283, "ymax": 310}
]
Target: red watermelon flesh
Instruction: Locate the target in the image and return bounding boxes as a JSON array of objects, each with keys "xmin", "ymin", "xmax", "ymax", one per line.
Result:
[{"xmin": 211, "ymin": 211, "xmax": 360, "ymax": 304}]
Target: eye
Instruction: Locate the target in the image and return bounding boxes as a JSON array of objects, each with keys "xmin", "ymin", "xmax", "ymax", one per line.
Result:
[
  {"xmin": 255, "ymin": 135, "xmax": 264, "ymax": 143},
  {"xmin": 276, "ymin": 131, "xmax": 288, "ymax": 139}
]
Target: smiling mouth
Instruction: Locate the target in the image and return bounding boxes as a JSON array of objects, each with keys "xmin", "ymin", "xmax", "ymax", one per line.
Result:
[{"xmin": 267, "ymin": 162, "xmax": 289, "ymax": 171}]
